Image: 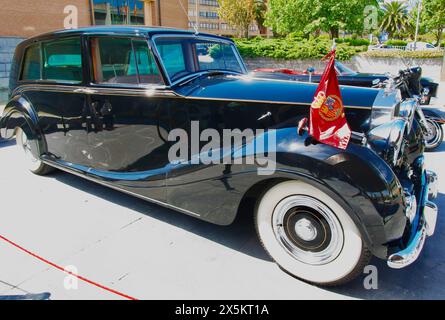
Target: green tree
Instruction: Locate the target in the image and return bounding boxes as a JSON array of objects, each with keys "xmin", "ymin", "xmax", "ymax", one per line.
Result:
[
  {"xmin": 265, "ymin": 0, "xmax": 314, "ymax": 37},
  {"xmin": 265, "ymin": 0, "xmax": 378, "ymax": 39},
  {"xmin": 217, "ymin": 0, "xmax": 256, "ymax": 38},
  {"xmin": 380, "ymin": 1, "xmax": 409, "ymax": 38},
  {"xmin": 422, "ymin": 0, "xmax": 445, "ymax": 45},
  {"xmin": 253, "ymin": 0, "xmax": 268, "ymax": 34}
]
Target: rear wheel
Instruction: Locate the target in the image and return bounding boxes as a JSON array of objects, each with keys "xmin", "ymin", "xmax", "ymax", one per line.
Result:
[
  {"xmin": 425, "ymin": 119, "xmax": 443, "ymax": 151},
  {"xmin": 16, "ymin": 127, "xmax": 53, "ymax": 175},
  {"xmin": 255, "ymin": 180, "xmax": 371, "ymax": 286}
]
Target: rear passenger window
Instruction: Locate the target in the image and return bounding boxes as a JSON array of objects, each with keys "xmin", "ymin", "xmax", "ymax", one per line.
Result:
[
  {"xmin": 91, "ymin": 37, "xmax": 162, "ymax": 85},
  {"xmin": 21, "ymin": 44, "xmax": 41, "ymax": 81},
  {"xmin": 42, "ymin": 38, "xmax": 83, "ymax": 83}
]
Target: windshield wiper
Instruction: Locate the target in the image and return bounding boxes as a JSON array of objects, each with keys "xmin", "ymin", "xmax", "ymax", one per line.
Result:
[{"xmin": 175, "ymin": 70, "xmax": 228, "ymax": 87}]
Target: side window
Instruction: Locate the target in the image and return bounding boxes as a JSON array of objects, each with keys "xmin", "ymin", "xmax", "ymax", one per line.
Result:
[
  {"xmin": 196, "ymin": 42, "xmax": 242, "ymax": 73},
  {"xmin": 21, "ymin": 44, "xmax": 41, "ymax": 81},
  {"xmin": 42, "ymin": 38, "xmax": 83, "ymax": 83},
  {"xmin": 156, "ymin": 43, "xmax": 186, "ymax": 80},
  {"xmin": 130, "ymin": 40, "xmax": 161, "ymax": 84},
  {"xmin": 91, "ymin": 37, "xmax": 162, "ymax": 85}
]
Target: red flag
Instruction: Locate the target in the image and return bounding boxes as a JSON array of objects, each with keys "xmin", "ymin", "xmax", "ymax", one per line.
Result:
[{"xmin": 309, "ymin": 50, "xmax": 351, "ymax": 150}]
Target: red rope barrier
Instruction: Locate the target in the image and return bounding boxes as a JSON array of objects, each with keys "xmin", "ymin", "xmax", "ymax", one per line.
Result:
[{"xmin": 0, "ymin": 234, "xmax": 138, "ymax": 300}]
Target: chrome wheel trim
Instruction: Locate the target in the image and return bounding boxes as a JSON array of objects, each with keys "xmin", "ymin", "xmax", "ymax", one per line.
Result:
[
  {"xmin": 17, "ymin": 128, "xmax": 41, "ymax": 171},
  {"xmin": 425, "ymin": 120, "xmax": 442, "ymax": 149},
  {"xmin": 272, "ymin": 195, "xmax": 344, "ymax": 266},
  {"xmin": 294, "ymin": 218, "xmax": 318, "ymax": 241}
]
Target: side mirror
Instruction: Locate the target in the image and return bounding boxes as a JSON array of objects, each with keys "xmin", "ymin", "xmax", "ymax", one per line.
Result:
[{"xmin": 307, "ymin": 67, "xmax": 315, "ymax": 83}]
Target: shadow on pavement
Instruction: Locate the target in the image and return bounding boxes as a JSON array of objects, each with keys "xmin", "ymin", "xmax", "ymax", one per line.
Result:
[
  {"xmin": 51, "ymin": 170, "xmax": 272, "ymax": 262},
  {"xmin": 0, "ymin": 139, "xmax": 15, "ymax": 148},
  {"xmin": 0, "ymin": 292, "xmax": 51, "ymax": 300},
  {"xmin": 35, "ymin": 166, "xmax": 444, "ymax": 299}
]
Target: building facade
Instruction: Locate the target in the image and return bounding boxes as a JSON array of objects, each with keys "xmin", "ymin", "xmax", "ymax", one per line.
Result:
[
  {"xmin": 187, "ymin": 0, "xmax": 260, "ymax": 36},
  {"xmin": 0, "ymin": 0, "xmax": 262, "ymax": 100},
  {"xmin": 0, "ymin": 0, "xmax": 186, "ymax": 99}
]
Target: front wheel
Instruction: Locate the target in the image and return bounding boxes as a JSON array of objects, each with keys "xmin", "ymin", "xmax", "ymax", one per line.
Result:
[
  {"xmin": 424, "ymin": 119, "xmax": 443, "ymax": 151},
  {"xmin": 16, "ymin": 127, "xmax": 54, "ymax": 175},
  {"xmin": 255, "ymin": 180, "xmax": 371, "ymax": 286}
]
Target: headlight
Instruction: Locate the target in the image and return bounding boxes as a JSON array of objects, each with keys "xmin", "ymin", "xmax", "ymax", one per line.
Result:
[
  {"xmin": 370, "ymin": 89, "xmax": 402, "ymax": 129},
  {"xmin": 367, "ymin": 119, "xmax": 408, "ymax": 167}
]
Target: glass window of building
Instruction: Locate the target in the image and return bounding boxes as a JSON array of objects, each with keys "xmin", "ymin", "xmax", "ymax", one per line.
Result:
[{"xmin": 92, "ymin": 0, "xmax": 145, "ymax": 25}]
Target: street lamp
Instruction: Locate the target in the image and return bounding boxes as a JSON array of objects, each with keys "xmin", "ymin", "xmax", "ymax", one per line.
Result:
[{"xmin": 414, "ymin": 0, "xmax": 422, "ymax": 51}]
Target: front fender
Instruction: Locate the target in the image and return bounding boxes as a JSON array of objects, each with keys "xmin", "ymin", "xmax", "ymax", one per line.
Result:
[
  {"xmin": 422, "ymin": 106, "xmax": 445, "ymax": 124},
  {"xmin": 231, "ymin": 128, "xmax": 406, "ymax": 259}
]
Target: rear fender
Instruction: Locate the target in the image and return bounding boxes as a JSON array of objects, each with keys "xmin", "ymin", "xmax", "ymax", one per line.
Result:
[{"xmin": 0, "ymin": 95, "xmax": 46, "ymax": 153}]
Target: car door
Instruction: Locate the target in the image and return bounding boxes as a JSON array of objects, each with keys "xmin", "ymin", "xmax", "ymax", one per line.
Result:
[
  {"xmin": 18, "ymin": 37, "xmax": 90, "ymax": 165},
  {"xmin": 84, "ymin": 36, "xmax": 171, "ymax": 202}
]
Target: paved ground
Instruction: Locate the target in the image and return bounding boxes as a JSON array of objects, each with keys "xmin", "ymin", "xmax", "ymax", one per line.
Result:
[{"xmin": 0, "ymin": 87, "xmax": 445, "ymax": 300}]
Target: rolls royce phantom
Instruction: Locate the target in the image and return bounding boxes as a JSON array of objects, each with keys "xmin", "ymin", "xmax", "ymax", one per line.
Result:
[{"xmin": 0, "ymin": 27, "xmax": 438, "ymax": 286}]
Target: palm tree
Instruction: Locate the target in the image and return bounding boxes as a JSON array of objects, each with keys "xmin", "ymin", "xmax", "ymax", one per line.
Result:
[{"xmin": 380, "ymin": 1, "xmax": 409, "ymax": 38}]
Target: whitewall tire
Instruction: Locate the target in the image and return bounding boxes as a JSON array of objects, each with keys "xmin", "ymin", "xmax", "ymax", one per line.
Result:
[
  {"xmin": 255, "ymin": 180, "xmax": 371, "ymax": 286},
  {"xmin": 16, "ymin": 127, "xmax": 53, "ymax": 175}
]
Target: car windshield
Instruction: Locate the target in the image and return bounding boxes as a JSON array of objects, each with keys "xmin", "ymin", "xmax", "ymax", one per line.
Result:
[
  {"xmin": 334, "ymin": 61, "xmax": 357, "ymax": 75},
  {"xmin": 154, "ymin": 36, "xmax": 246, "ymax": 83}
]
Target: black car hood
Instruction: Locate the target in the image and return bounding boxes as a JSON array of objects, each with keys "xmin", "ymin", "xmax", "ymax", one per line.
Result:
[{"xmin": 174, "ymin": 74, "xmax": 380, "ymax": 108}]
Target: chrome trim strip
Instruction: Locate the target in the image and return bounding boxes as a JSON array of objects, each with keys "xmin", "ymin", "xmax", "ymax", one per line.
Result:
[
  {"xmin": 247, "ymin": 73, "xmax": 383, "ymax": 91},
  {"xmin": 41, "ymin": 157, "xmax": 201, "ymax": 218},
  {"xmin": 13, "ymin": 84, "xmax": 370, "ymax": 109},
  {"xmin": 12, "ymin": 84, "xmax": 178, "ymax": 98},
  {"xmin": 176, "ymin": 92, "xmax": 370, "ymax": 109}
]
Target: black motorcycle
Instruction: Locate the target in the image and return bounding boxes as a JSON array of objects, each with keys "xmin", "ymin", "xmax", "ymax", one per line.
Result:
[{"xmin": 376, "ymin": 67, "xmax": 444, "ymax": 151}]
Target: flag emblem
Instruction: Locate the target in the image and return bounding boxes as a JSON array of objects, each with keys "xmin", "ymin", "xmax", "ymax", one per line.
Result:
[{"xmin": 319, "ymin": 95, "xmax": 343, "ymax": 122}]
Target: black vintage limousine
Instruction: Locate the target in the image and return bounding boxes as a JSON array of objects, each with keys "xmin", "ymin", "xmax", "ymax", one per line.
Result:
[{"xmin": 0, "ymin": 27, "xmax": 439, "ymax": 286}]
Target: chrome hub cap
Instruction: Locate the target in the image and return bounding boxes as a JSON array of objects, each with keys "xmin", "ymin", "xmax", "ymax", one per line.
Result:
[
  {"xmin": 272, "ymin": 195, "xmax": 344, "ymax": 265},
  {"xmin": 294, "ymin": 218, "xmax": 318, "ymax": 241}
]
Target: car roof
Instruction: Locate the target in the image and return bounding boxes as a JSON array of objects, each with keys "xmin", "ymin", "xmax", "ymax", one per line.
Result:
[
  {"xmin": 20, "ymin": 26, "xmax": 233, "ymax": 44},
  {"xmin": 407, "ymin": 42, "xmax": 430, "ymax": 45}
]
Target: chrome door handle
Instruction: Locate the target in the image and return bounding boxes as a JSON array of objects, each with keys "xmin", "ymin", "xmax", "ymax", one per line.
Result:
[{"xmin": 74, "ymin": 88, "xmax": 98, "ymax": 94}]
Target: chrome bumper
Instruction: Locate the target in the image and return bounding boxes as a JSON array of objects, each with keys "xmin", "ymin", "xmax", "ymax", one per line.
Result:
[{"xmin": 387, "ymin": 170, "xmax": 439, "ymax": 269}]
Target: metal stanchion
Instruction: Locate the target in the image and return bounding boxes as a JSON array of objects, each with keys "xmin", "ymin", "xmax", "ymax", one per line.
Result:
[{"xmin": 442, "ymin": 53, "xmax": 445, "ymax": 82}]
